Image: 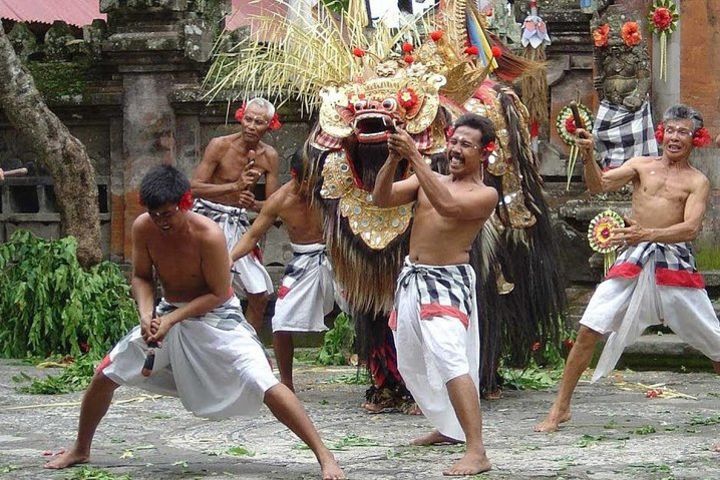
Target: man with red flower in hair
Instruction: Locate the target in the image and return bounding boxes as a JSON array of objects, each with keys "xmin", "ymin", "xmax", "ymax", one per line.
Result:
[
  {"xmin": 535, "ymin": 104, "xmax": 720, "ymax": 434},
  {"xmin": 191, "ymin": 97, "xmax": 281, "ymax": 333},
  {"xmin": 45, "ymin": 165, "xmax": 345, "ymax": 480},
  {"xmin": 372, "ymin": 113, "xmax": 497, "ymax": 476}
]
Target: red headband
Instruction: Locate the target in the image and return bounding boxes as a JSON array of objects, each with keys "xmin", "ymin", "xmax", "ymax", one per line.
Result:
[{"xmin": 235, "ymin": 102, "xmax": 282, "ymax": 131}]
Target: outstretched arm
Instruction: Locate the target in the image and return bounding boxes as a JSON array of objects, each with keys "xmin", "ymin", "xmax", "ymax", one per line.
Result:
[
  {"xmin": 230, "ymin": 192, "xmax": 281, "ymax": 261},
  {"xmin": 577, "ymin": 129, "xmax": 638, "ymax": 193}
]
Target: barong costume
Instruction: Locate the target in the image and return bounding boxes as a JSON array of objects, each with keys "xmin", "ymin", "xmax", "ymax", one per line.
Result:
[
  {"xmin": 580, "ymin": 242, "xmax": 720, "ymax": 382},
  {"xmin": 389, "ymin": 258, "xmax": 480, "ymax": 441},
  {"xmin": 192, "ymin": 199, "xmax": 273, "ymax": 295},
  {"xmin": 272, "ymin": 243, "xmax": 334, "ymax": 333},
  {"xmin": 98, "ymin": 296, "xmax": 278, "ymax": 419}
]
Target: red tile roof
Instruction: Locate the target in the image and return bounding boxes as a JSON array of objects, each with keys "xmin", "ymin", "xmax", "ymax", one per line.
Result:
[{"xmin": 0, "ymin": 0, "xmax": 106, "ymax": 27}]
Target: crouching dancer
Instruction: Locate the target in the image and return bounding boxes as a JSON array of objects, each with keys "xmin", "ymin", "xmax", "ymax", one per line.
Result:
[
  {"xmin": 373, "ymin": 114, "xmax": 498, "ymax": 476},
  {"xmin": 535, "ymin": 104, "xmax": 720, "ymax": 434},
  {"xmin": 44, "ymin": 165, "xmax": 344, "ymax": 480}
]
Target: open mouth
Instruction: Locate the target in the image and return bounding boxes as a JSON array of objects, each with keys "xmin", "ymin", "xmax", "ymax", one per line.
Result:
[{"xmin": 353, "ymin": 113, "xmax": 397, "ymax": 143}]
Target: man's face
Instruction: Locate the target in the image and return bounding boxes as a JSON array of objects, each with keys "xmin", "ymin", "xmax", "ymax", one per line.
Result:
[
  {"xmin": 241, "ymin": 103, "xmax": 271, "ymax": 143},
  {"xmin": 148, "ymin": 202, "xmax": 183, "ymax": 233},
  {"xmin": 663, "ymin": 118, "xmax": 694, "ymax": 161},
  {"xmin": 446, "ymin": 125, "xmax": 485, "ymax": 176}
]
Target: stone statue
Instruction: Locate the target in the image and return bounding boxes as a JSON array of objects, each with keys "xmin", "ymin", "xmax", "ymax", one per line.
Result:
[
  {"xmin": 589, "ymin": 4, "xmax": 657, "ymax": 169},
  {"xmin": 591, "ymin": 5, "xmax": 650, "ymax": 111}
]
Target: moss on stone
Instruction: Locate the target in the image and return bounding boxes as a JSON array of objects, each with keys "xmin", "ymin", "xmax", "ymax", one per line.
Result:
[
  {"xmin": 26, "ymin": 62, "xmax": 88, "ymax": 101},
  {"xmin": 695, "ymin": 245, "xmax": 720, "ymax": 271}
]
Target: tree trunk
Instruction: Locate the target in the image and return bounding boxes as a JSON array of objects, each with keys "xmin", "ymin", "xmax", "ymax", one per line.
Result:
[{"xmin": 0, "ymin": 24, "xmax": 102, "ymax": 267}]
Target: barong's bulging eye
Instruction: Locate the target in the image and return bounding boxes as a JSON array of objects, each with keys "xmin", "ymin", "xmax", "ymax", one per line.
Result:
[
  {"xmin": 382, "ymin": 98, "xmax": 397, "ymax": 112},
  {"xmin": 354, "ymin": 100, "xmax": 367, "ymax": 111}
]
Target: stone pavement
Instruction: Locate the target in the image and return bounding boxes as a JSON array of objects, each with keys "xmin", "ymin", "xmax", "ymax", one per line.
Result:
[{"xmin": 0, "ymin": 358, "xmax": 719, "ymax": 480}]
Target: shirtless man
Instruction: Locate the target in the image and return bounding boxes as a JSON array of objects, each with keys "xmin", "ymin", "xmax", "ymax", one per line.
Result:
[
  {"xmin": 45, "ymin": 165, "xmax": 344, "ymax": 480},
  {"xmin": 191, "ymin": 97, "xmax": 281, "ymax": 332},
  {"xmin": 230, "ymin": 147, "xmax": 334, "ymax": 392},
  {"xmin": 535, "ymin": 104, "xmax": 720, "ymax": 434},
  {"xmin": 373, "ymin": 113, "xmax": 497, "ymax": 476}
]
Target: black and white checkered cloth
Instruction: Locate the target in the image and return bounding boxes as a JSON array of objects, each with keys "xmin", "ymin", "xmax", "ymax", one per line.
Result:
[
  {"xmin": 391, "ymin": 257, "xmax": 475, "ymax": 324},
  {"xmin": 606, "ymin": 241, "xmax": 704, "ymax": 288},
  {"xmin": 593, "ymin": 99, "xmax": 658, "ymax": 169}
]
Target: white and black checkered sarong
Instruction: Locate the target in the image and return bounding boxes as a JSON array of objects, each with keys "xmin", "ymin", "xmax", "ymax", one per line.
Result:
[
  {"xmin": 99, "ymin": 296, "xmax": 278, "ymax": 418},
  {"xmin": 389, "ymin": 258, "xmax": 475, "ymax": 328},
  {"xmin": 389, "ymin": 257, "xmax": 480, "ymax": 441},
  {"xmin": 192, "ymin": 198, "xmax": 272, "ymax": 294},
  {"xmin": 606, "ymin": 241, "xmax": 704, "ymax": 289},
  {"xmin": 593, "ymin": 99, "xmax": 658, "ymax": 169}
]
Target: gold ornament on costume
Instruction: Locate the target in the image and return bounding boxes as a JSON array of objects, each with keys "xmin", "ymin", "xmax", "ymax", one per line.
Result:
[
  {"xmin": 588, "ymin": 209, "xmax": 624, "ymax": 274},
  {"xmin": 320, "ymin": 151, "xmax": 413, "ymax": 250}
]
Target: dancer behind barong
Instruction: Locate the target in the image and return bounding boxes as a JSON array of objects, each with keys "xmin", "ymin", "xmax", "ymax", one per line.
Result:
[
  {"xmin": 535, "ymin": 104, "xmax": 720, "ymax": 434},
  {"xmin": 45, "ymin": 165, "xmax": 344, "ymax": 480},
  {"xmin": 372, "ymin": 114, "xmax": 497, "ymax": 476},
  {"xmin": 191, "ymin": 97, "xmax": 281, "ymax": 333},
  {"xmin": 230, "ymin": 149, "xmax": 333, "ymax": 392}
]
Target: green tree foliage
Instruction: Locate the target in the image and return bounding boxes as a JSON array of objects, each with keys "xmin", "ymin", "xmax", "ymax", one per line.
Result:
[{"xmin": 0, "ymin": 230, "xmax": 137, "ymax": 358}]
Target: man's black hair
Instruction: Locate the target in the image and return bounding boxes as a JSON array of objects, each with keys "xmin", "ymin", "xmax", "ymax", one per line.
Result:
[
  {"xmin": 290, "ymin": 147, "xmax": 307, "ymax": 184},
  {"xmin": 139, "ymin": 164, "xmax": 190, "ymax": 210},
  {"xmin": 454, "ymin": 113, "xmax": 497, "ymax": 147}
]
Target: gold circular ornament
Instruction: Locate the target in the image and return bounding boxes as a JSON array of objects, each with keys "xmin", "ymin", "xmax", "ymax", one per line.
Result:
[{"xmin": 587, "ymin": 209, "xmax": 624, "ymax": 253}]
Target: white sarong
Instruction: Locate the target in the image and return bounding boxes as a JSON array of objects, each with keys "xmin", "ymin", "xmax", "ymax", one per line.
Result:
[
  {"xmin": 580, "ymin": 242, "xmax": 720, "ymax": 381},
  {"xmin": 192, "ymin": 198, "xmax": 273, "ymax": 295},
  {"xmin": 272, "ymin": 243, "xmax": 334, "ymax": 333},
  {"xmin": 389, "ymin": 257, "xmax": 480, "ymax": 441},
  {"xmin": 100, "ymin": 296, "xmax": 279, "ymax": 419}
]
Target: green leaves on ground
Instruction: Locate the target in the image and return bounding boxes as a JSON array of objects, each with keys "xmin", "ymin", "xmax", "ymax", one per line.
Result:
[
  {"xmin": 499, "ymin": 365, "xmax": 563, "ymax": 390},
  {"xmin": 0, "ymin": 230, "xmax": 137, "ymax": 358},
  {"xmin": 64, "ymin": 466, "xmax": 131, "ymax": 480},
  {"xmin": 12, "ymin": 354, "xmax": 99, "ymax": 394},
  {"xmin": 316, "ymin": 312, "xmax": 355, "ymax": 366}
]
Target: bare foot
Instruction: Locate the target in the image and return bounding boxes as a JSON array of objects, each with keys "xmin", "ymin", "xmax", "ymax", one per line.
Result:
[
  {"xmin": 319, "ymin": 453, "xmax": 345, "ymax": 479},
  {"xmin": 411, "ymin": 430, "xmax": 462, "ymax": 446},
  {"xmin": 443, "ymin": 451, "xmax": 492, "ymax": 476},
  {"xmin": 533, "ymin": 407, "xmax": 571, "ymax": 433},
  {"xmin": 712, "ymin": 443, "xmax": 720, "ymax": 452},
  {"xmin": 44, "ymin": 449, "xmax": 89, "ymax": 469}
]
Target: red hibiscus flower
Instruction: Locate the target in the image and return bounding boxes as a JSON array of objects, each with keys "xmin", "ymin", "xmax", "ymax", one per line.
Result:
[
  {"xmin": 593, "ymin": 24, "xmax": 610, "ymax": 47},
  {"xmin": 491, "ymin": 45, "xmax": 503, "ymax": 58},
  {"xmin": 621, "ymin": 21, "xmax": 642, "ymax": 47},
  {"xmin": 484, "ymin": 140, "xmax": 496, "ymax": 153},
  {"xmin": 464, "ymin": 45, "xmax": 479, "ymax": 56},
  {"xmin": 352, "ymin": 47, "xmax": 365, "ymax": 57},
  {"xmin": 654, "ymin": 122, "xmax": 664, "ymax": 143},
  {"xmin": 401, "ymin": 42, "xmax": 414, "ymax": 53},
  {"xmin": 430, "ymin": 30, "xmax": 444, "ymax": 42},
  {"xmin": 692, "ymin": 127, "xmax": 712, "ymax": 147},
  {"xmin": 565, "ymin": 116, "xmax": 578, "ymax": 134},
  {"xmin": 178, "ymin": 190, "xmax": 194, "ymax": 211},
  {"xmin": 652, "ymin": 7, "xmax": 672, "ymax": 31}
]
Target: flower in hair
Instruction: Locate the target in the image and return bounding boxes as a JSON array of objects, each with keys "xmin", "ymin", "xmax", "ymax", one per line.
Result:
[
  {"xmin": 484, "ymin": 140, "xmax": 496, "ymax": 153},
  {"xmin": 178, "ymin": 190, "xmax": 194, "ymax": 211},
  {"xmin": 654, "ymin": 122, "xmax": 664, "ymax": 143},
  {"xmin": 268, "ymin": 113, "xmax": 282, "ymax": 131},
  {"xmin": 692, "ymin": 127, "xmax": 712, "ymax": 147},
  {"xmin": 234, "ymin": 102, "xmax": 247, "ymax": 123}
]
